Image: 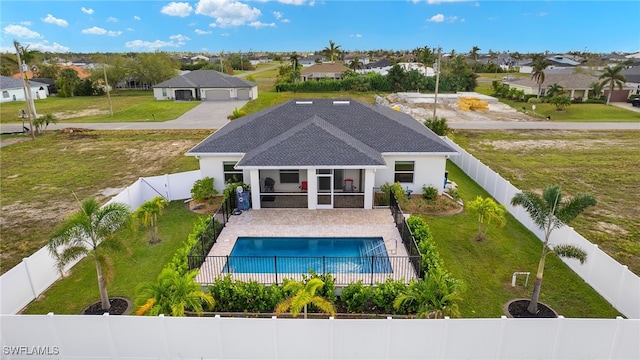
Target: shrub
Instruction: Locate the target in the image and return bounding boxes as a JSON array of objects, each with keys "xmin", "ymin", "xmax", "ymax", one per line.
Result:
[
  {"xmin": 372, "ymin": 278, "xmax": 408, "ymax": 314},
  {"xmin": 422, "ymin": 185, "xmax": 438, "ymax": 201},
  {"xmin": 447, "ymin": 188, "xmax": 460, "ymax": 201},
  {"xmin": 379, "ymin": 182, "xmax": 406, "ymax": 206},
  {"xmin": 191, "ymin": 177, "xmax": 218, "ymax": 202},
  {"xmin": 165, "ymin": 217, "xmax": 213, "ymax": 276},
  {"xmin": 423, "ymin": 117, "xmax": 450, "ymax": 136},
  {"xmin": 340, "ymin": 280, "xmax": 373, "ymax": 313},
  {"xmin": 208, "ymin": 275, "xmax": 284, "ymax": 312}
]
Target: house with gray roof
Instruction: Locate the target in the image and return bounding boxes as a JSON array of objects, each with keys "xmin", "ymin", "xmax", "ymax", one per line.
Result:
[
  {"xmin": 0, "ymin": 75, "xmax": 49, "ymax": 103},
  {"xmin": 187, "ymin": 99, "xmax": 457, "ymax": 209},
  {"xmin": 505, "ymin": 73, "xmax": 601, "ymax": 100},
  {"xmin": 152, "ymin": 70, "xmax": 257, "ymax": 101}
]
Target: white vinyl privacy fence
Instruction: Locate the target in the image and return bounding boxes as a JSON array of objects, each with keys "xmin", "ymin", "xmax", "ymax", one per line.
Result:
[
  {"xmin": 0, "ymin": 171, "xmax": 201, "ymax": 315},
  {"xmin": 1, "ymin": 314, "xmax": 638, "ymax": 360},
  {"xmin": 442, "ymin": 137, "xmax": 640, "ymax": 319}
]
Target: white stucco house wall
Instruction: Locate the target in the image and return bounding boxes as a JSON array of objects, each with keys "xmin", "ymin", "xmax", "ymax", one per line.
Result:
[
  {"xmin": 187, "ymin": 99, "xmax": 457, "ymax": 210},
  {"xmin": 0, "ymin": 76, "xmax": 49, "ymax": 103},
  {"xmin": 152, "ymin": 70, "xmax": 257, "ymax": 101}
]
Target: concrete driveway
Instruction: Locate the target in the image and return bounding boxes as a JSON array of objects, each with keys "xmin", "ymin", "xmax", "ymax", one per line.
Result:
[{"xmin": 0, "ymin": 100, "xmax": 248, "ymax": 133}]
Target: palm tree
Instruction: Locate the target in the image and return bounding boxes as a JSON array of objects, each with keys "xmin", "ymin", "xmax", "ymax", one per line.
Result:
[
  {"xmin": 549, "ymin": 95, "xmax": 572, "ymax": 111},
  {"xmin": 589, "ymin": 81, "xmax": 603, "ymax": 99},
  {"xmin": 322, "ymin": 40, "xmax": 342, "ymax": 62},
  {"xmin": 470, "ymin": 46, "xmax": 481, "ymax": 60},
  {"xmin": 468, "ymin": 196, "xmax": 506, "ymax": 241},
  {"xmin": 599, "ymin": 65, "xmax": 626, "ymax": 105},
  {"xmin": 289, "ymin": 52, "xmax": 301, "ymax": 82},
  {"xmin": 510, "ymin": 185, "xmax": 596, "ymax": 315},
  {"xmin": 348, "ymin": 57, "xmax": 363, "ymax": 71},
  {"xmin": 546, "ymin": 83, "xmax": 564, "ymax": 98},
  {"xmin": 394, "ymin": 272, "xmax": 462, "ymax": 319},
  {"xmin": 33, "ymin": 113, "xmax": 58, "ymax": 135},
  {"xmin": 530, "ymin": 57, "xmax": 551, "ymax": 98},
  {"xmin": 275, "ymin": 278, "xmax": 335, "ymax": 319},
  {"xmin": 134, "ymin": 196, "xmax": 168, "ymax": 244},
  {"xmin": 48, "ymin": 198, "xmax": 132, "ymax": 311},
  {"xmin": 135, "ymin": 268, "xmax": 214, "ymax": 316}
]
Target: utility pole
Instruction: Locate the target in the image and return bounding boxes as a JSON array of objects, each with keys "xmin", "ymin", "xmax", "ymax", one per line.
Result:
[
  {"xmin": 14, "ymin": 41, "xmax": 35, "ymax": 140},
  {"xmin": 432, "ymin": 46, "xmax": 442, "ymax": 120}
]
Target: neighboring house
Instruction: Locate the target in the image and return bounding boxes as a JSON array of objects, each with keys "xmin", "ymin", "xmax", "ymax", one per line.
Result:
[
  {"xmin": 152, "ymin": 70, "xmax": 258, "ymax": 101},
  {"xmin": 299, "ymin": 55, "xmax": 324, "ymax": 67},
  {"xmin": 0, "ymin": 75, "xmax": 49, "ymax": 103},
  {"xmin": 362, "ymin": 59, "xmax": 393, "ymax": 75},
  {"xmin": 300, "ymin": 63, "xmax": 349, "ymax": 81},
  {"xmin": 186, "ymin": 99, "xmax": 457, "ymax": 210},
  {"xmin": 621, "ymin": 66, "xmax": 640, "ymax": 95},
  {"xmin": 397, "ymin": 62, "xmax": 435, "ymax": 77},
  {"xmin": 506, "ymin": 73, "xmax": 600, "ymax": 100},
  {"xmin": 344, "ymin": 54, "xmax": 370, "ymax": 66}
]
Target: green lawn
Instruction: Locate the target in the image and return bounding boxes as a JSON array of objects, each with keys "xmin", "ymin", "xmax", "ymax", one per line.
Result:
[
  {"xmin": 422, "ymin": 161, "xmax": 621, "ymax": 318},
  {"xmin": 449, "ymin": 130, "xmax": 640, "ymax": 276},
  {"xmin": 22, "ymin": 202, "xmax": 207, "ymax": 314},
  {"xmin": 0, "ymin": 130, "xmax": 205, "ymax": 274},
  {"xmin": 1, "ymin": 91, "xmax": 199, "ymax": 124}
]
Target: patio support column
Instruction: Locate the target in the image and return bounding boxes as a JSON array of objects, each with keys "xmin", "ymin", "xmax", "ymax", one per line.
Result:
[
  {"xmin": 249, "ymin": 169, "xmax": 261, "ymax": 209},
  {"xmin": 307, "ymin": 169, "xmax": 317, "ymax": 209},
  {"xmin": 363, "ymin": 169, "xmax": 375, "ymax": 209}
]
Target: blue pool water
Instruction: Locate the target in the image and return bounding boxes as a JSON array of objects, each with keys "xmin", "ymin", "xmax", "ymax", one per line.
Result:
[{"xmin": 227, "ymin": 237, "xmax": 393, "ymax": 274}]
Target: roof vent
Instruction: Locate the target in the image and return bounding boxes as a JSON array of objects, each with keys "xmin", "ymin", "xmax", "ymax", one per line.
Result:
[
  {"xmin": 333, "ymin": 100, "xmax": 350, "ymax": 105},
  {"xmin": 296, "ymin": 101, "xmax": 313, "ymax": 105}
]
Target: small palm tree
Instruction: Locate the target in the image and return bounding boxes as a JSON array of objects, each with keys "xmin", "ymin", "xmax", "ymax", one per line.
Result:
[
  {"xmin": 589, "ymin": 81, "xmax": 603, "ymax": 99},
  {"xmin": 227, "ymin": 107, "xmax": 247, "ymax": 120},
  {"xmin": 48, "ymin": 198, "xmax": 131, "ymax": 311},
  {"xmin": 134, "ymin": 196, "xmax": 168, "ymax": 244},
  {"xmin": 546, "ymin": 83, "xmax": 564, "ymax": 98},
  {"xmin": 322, "ymin": 40, "xmax": 342, "ymax": 62},
  {"xmin": 275, "ymin": 278, "xmax": 335, "ymax": 319},
  {"xmin": 511, "ymin": 185, "xmax": 596, "ymax": 314},
  {"xmin": 549, "ymin": 95, "xmax": 572, "ymax": 111},
  {"xmin": 135, "ymin": 268, "xmax": 214, "ymax": 316},
  {"xmin": 530, "ymin": 57, "xmax": 551, "ymax": 98},
  {"xmin": 394, "ymin": 271, "xmax": 462, "ymax": 319},
  {"xmin": 468, "ymin": 196, "xmax": 506, "ymax": 241},
  {"xmin": 33, "ymin": 113, "xmax": 58, "ymax": 135},
  {"xmin": 348, "ymin": 57, "xmax": 363, "ymax": 71},
  {"xmin": 599, "ymin": 65, "xmax": 626, "ymax": 105}
]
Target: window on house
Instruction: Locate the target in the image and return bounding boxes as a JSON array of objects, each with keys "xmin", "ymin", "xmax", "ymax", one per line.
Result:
[
  {"xmin": 394, "ymin": 161, "xmax": 415, "ymax": 183},
  {"xmin": 2, "ymin": 91, "xmax": 9, "ymax": 98},
  {"xmin": 280, "ymin": 169, "xmax": 299, "ymax": 184},
  {"xmin": 223, "ymin": 162, "xmax": 243, "ymax": 183},
  {"xmin": 162, "ymin": 88, "xmax": 167, "ymax": 97}
]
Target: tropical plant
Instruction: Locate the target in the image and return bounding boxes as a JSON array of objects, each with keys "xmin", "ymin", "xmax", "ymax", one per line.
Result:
[
  {"xmin": 227, "ymin": 107, "xmax": 247, "ymax": 120},
  {"xmin": 135, "ymin": 268, "xmax": 214, "ymax": 316},
  {"xmin": 394, "ymin": 271, "xmax": 463, "ymax": 319},
  {"xmin": 33, "ymin": 113, "xmax": 58, "ymax": 135},
  {"xmin": 191, "ymin": 177, "xmax": 218, "ymax": 202},
  {"xmin": 530, "ymin": 57, "xmax": 551, "ymax": 98},
  {"xmin": 322, "ymin": 40, "xmax": 342, "ymax": 62},
  {"xmin": 599, "ymin": 65, "xmax": 626, "ymax": 105},
  {"xmin": 48, "ymin": 198, "xmax": 132, "ymax": 311},
  {"xmin": 56, "ymin": 68, "xmax": 81, "ymax": 97},
  {"xmin": 424, "ymin": 117, "xmax": 449, "ymax": 136},
  {"xmin": 589, "ymin": 81, "xmax": 603, "ymax": 99},
  {"xmin": 549, "ymin": 95, "xmax": 572, "ymax": 111},
  {"xmin": 288, "ymin": 52, "xmax": 301, "ymax": 83},
  {"xmin": 467, "ymin": 196, "xmax": 506, "ymax": 241},
  {"xmin": 348, "ymin": 57, "xmax": 363, "ymax": 71},
  {"xmin": 546, "ymin": 83, "xmax": 564, "ymax": 98},
  {"xmin": 422, "ymin": 185, "xmax": 438, "ymax": 201},
  {"xmin": 134, "ymin": 196, "xmax": 169, "ymax": 244},
  {"xmin": 275, "ymin": 278, "xmax": 335, "ymax": 319},
  {"xmin": 510, "ymin": 185, "xmax": 596, "ymax": 314}
]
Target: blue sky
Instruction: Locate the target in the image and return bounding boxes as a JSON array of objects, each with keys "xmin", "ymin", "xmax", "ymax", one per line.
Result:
[{"xmin": 1, "ymin": 0, "xmax": 639, "ymax": 55}]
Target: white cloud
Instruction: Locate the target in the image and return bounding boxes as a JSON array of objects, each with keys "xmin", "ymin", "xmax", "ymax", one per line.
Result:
[
  {"xmin": 273, "ymin": 11, "xmax": 283, "ymax": 19},
  {"xmin": 161, "ymin": 2, "xmax": 193, "ymax": 17},
  {"xmin": 4, "ymin": 24, "xmax": 42, "ymax": 39},
  {"xmin": 42, "ymin": 14, "xmax": 69, "ymax": 27},
  {"xmin": 134, "ymin": 16, "xmax": 141, "ymax": 20},
  {"xmin": 24, "ymin": 40, "xmax": 70, "ymax": 52},
  {"xmin": 350, "ymin": 34, "xmax": 362, "ymax": 38},
  {"xmin": 81, "ymin": 7, "xmax": 94, "ymax": 15},
  {"xmin": 249, "ymin": 21, "xmax": 275, "ymax": 28},
  {"xmin": 107, "ymin": 17, "xmax": 118, "ymax": 22},
  {"xmin": 221, "ymin": 33, "xmax": 230, "ymax": 37},
  {"xmin": 81, "ymin": 26, "xmax": 122, "ymax": 36},
  {"xmin": 426, "ymin": 0, "xmax": 470, "ymax": 4},
  {"xmin": 428, "ymin": 14, "xmax": 445, "ymax": 22},
  {"xmin": 20, "ymin": 21, "xmax": 32, "ymax": 26},
  {"xmin": 127, "ymin": 27, "xmax": 135, "ymax": 31},
  {"xmin": 278, "ymin": 0, "xmax": 306, "ymax": 5},
  {"xmin": 125, "ymin": 35, "xmax": 190, "ymax": 51},
  {"xmin": 195, "ymin": 0, "xmax": 261, "ymax": 28},
  {"xmin": 195, "ymin": 29, "xmax": 212, "ymax": 35},
  {"xmin": 281, "ymin": 18, "xmax": 290, "ymax": 23}
]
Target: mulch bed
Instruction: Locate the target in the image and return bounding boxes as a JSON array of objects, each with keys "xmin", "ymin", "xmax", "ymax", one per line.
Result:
[
  {"xmin": 83, "ymin": 297, "xmax": 131, "ymax": 315},
  {"xmin": 506, "ymin": 299, "xmax": 558, "ymax": 318}
]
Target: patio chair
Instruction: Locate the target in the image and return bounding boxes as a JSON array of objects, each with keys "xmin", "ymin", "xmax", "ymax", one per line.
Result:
[
  {"xmin": 343, "ymin": 179, "xmax": 355, "ymax": 192},
  {"xmin": 299, "ymin": 181, "xmax": 308, "ymax": 192},
  {"xmin": 264, "ymin": 177, "xmax": 275, "ymax": 192}
]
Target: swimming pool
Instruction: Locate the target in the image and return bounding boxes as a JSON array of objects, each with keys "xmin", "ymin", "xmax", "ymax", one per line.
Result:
[{"xmin": 227, "ymin": 237, "xmax": 393, "ymax": 274}]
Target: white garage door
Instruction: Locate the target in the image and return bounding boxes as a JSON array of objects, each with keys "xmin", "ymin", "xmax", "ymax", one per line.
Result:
[
  {"xmin": 237, "ymin": 89, "xmax": 251, "ymax": 100},
  {"xmin": 205, "ymin": 89, "xmax": 231, "ymax": 101}
]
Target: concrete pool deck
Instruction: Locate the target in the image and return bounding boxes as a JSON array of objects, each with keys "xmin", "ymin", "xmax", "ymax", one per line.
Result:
[{"xmin": 195, "ymin": 209, "xmax": 417, "ymax": 285}]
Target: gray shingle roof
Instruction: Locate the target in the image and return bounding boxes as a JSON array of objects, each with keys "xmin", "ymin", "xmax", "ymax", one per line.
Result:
[
  {"xmin": 152, "ymin": 70, "xmax": 256, "ymax": 89},
  {"xmin": 0, "ymin": 76, "xmax": 47, "ymax": 90},
  {"xmin": 509, "ymin": 73, "xmax": 599, "ymax": 89},
  {"xmin": 188, "ymin": 99, "xmax": 456, "ymax": 167}
]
